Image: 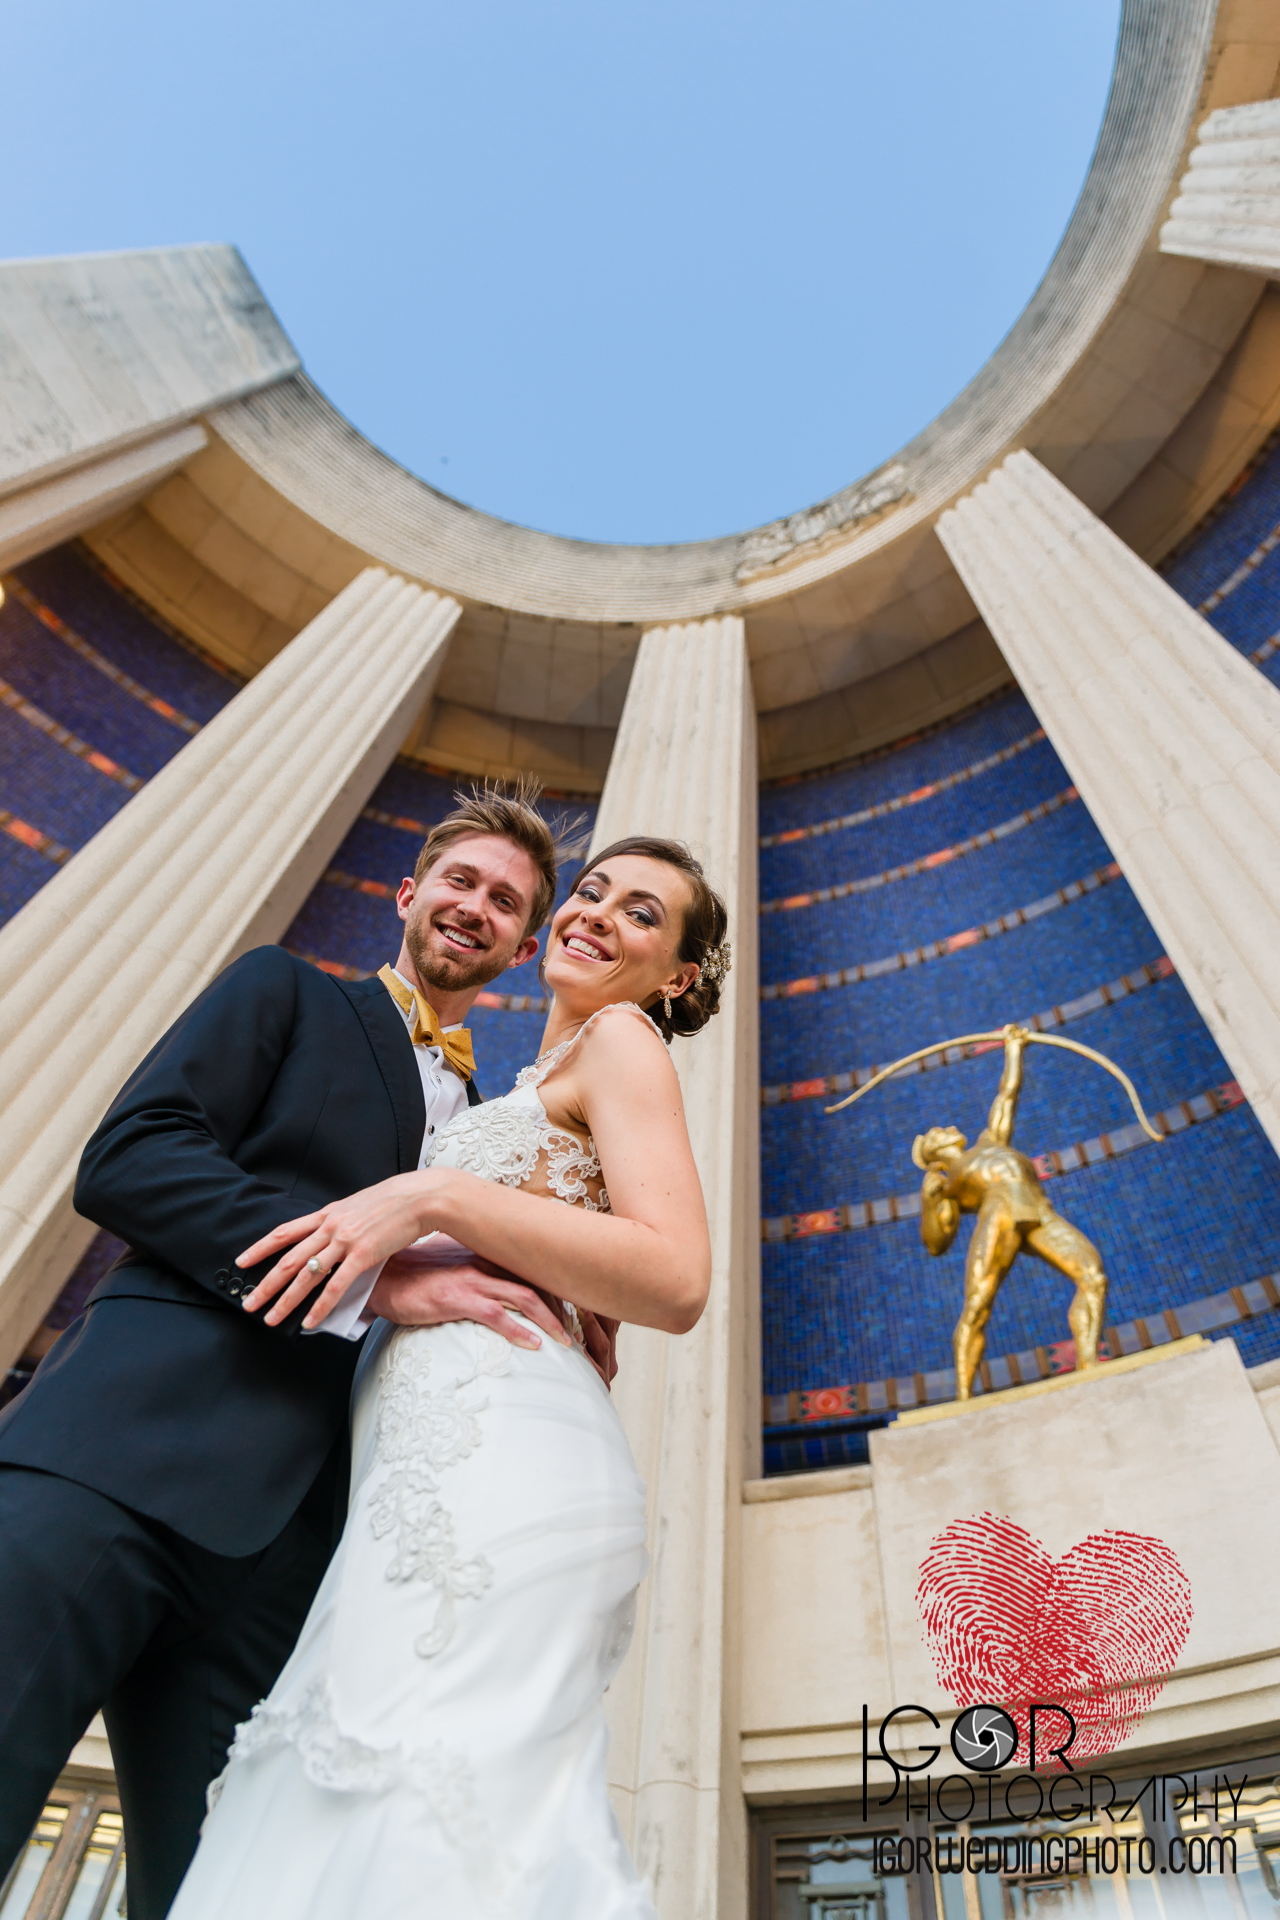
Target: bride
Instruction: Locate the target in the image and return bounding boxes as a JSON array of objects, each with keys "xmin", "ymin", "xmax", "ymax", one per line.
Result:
[{"xmin": 167, "ymin": 834, "xmax": 730, "ymax": 1920}]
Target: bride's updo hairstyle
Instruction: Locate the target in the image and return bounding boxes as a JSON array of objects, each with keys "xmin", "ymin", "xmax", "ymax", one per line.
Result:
[{"xmin": 571, "ymin": 836, "xmax": 730, "ymax": 1042}]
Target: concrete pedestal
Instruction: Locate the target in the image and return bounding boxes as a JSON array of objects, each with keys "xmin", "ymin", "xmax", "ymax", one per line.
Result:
[{"xmin": 742, "ymin": 1339, "xmax": 1280, "ymax": 1800}]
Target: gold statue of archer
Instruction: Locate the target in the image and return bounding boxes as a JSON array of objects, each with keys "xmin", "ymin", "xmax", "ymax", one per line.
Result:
[{"xmin": 828, "ymin": 1024, "xmax": 1163, "ymax": 1401}]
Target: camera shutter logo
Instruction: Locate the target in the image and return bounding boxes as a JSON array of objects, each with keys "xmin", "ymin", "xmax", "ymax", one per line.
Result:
[{"xmin": 952, "ymin": 1705, "xmax": 1017, "ymax": 1771}]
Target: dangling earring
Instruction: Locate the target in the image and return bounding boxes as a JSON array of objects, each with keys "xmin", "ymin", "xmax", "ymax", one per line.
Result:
[{"xmin": 662, "ymin": 989, "xmax": 673, "ymax": 1019}]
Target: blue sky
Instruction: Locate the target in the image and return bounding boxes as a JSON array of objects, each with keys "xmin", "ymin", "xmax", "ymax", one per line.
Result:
[{"xmin": 8, "ymin": 0, "xmax": 1120, "ymax": 545}]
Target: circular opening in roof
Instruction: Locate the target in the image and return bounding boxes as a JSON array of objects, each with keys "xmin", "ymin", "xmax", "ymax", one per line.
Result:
[{"xmin": 10, "ymin": 0, "xmax": 1120, "ymax": 545}]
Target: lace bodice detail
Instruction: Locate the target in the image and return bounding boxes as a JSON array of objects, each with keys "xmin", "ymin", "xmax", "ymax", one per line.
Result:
[
  {"xmin": 423, "ymin": 1001, "xmax": 661, "ymax": 1214},
  {"xmin": 424, "ymin": 1083, "xmax": 608, "ymax": 1211}
]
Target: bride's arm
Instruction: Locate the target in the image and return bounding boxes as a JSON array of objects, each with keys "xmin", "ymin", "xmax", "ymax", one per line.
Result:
[
  {"xmin": 238, "ymin": 1015, "xmax": 711, "ymax": 1335},
  {"xmin": 429, "ymin": 1015, "xmax": 710, "ymax": 1331}
]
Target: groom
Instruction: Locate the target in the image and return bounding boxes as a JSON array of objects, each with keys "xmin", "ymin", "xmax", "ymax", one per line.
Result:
[{"xmin": 0, "ymin": 786, "xmax": 568, "ymax": 1918}]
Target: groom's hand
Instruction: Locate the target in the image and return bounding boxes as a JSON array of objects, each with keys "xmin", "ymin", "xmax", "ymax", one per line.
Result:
[{"xmin": 369, "ymin": 1253, "xmax": 572, "ymax": 1352}]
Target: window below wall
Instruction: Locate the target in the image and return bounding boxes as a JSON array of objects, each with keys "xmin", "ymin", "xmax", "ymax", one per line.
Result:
[
  {"xmin": 1, "ymin": 1782, "xmax": 125, "ymax": 1920},
  {"xmin": 750, "ymin": 1753, "xmax": 1280, "ymax": 1920}
]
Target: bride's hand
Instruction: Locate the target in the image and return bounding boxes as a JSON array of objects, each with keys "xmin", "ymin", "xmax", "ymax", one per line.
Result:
[{"xmin": 236, "ymin": 1171, "xmax": 456, "ymax": 1328}]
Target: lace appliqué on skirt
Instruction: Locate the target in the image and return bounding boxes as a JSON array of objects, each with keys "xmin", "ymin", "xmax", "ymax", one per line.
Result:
[
  {"xmin": 212, "ymin": 1679, "xmax": 399, "ymax": 1803},
  {"xmin": 370, "ymin": 1326, "xmax": 510, "ymax": 1658},
  {"xmin": 209, "ymin": 1680, "xmax": 518, "ymax": 1901}
]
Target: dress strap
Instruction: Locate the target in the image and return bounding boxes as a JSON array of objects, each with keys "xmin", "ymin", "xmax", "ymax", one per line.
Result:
[{"xmin": 514, "ymin": 1001, "xmax": 665, "ymax": 1090}]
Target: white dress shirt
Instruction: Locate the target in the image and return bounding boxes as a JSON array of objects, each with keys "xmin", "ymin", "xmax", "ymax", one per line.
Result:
[{"xmin": 313, "ymin": 968, "xmax": 471, "ymax": 1340}]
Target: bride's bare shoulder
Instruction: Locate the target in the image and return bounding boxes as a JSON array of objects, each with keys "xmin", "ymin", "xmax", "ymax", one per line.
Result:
[{"xmin": 576, "ymin": 1003, "xmax": 674, "ymax": 1077}]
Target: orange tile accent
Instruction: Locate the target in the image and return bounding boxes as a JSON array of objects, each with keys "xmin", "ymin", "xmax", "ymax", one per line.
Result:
[
  {"xmin": 794, "ymin": 1209, "xmax": 840, "ymax": 1238},
  {"xmin": 789, "ymin": 1077, "xmax": 829, "ymax": 1102}
]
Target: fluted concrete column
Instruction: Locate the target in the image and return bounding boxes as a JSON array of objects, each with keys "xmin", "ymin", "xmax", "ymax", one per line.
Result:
[
  {"xmin": 592, "ymin": 617, "xmax": 759, "ymax": 1920},
  {"xmin": 1160, "ymin": 99, "xmax": 1280, "ymax": 276},
  {"xmin": 0, "ymin": 568, "xmax": 460, "ymax": 1366},
  {"xmin": 936, "ymin": 449, "xmax": 1280, "ymax": 1157}
]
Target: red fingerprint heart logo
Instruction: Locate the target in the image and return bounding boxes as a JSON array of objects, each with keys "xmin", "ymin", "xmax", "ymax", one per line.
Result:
[{"xmin": 916, "ymin": 1513, "xmax": 1193, "ymax": 1764}]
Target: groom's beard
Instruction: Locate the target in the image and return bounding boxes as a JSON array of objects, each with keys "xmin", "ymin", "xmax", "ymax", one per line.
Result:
[{"xmin": 404, "ymin": 914, "xmax": 517, "ymax": 995}]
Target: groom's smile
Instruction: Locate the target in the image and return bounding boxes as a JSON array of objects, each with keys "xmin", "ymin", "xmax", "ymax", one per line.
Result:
[{"xmin": 436, "ymin": 920, "xmax": 488, "ymax": 955}]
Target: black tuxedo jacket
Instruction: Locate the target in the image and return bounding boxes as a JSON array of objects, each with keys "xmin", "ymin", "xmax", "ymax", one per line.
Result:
[{"xmin": 0, "ymin": 947, "xmax": 481, "ymax": 1555}]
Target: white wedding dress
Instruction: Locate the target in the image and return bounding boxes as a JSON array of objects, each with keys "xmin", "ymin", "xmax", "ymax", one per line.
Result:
[{"xmin": 170, "ymin": 1006, "xmax": 657, "ymax": 1919}]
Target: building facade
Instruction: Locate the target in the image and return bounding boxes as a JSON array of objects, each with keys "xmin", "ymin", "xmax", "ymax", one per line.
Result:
[{"xmin": 3, "ymin": 3, "xmax": 1280, "ymax": 1914}]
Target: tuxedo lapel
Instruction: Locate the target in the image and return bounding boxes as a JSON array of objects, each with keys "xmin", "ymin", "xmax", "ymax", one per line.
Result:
[{"xmin": 335, "ymin": 976, "xmax": 427, "ymax": 1175}]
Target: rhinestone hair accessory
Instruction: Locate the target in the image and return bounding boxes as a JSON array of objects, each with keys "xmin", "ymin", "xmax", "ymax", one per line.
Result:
[{"xmin": 697, "ymin": 940, "xmax": 732, "ymax": 988}]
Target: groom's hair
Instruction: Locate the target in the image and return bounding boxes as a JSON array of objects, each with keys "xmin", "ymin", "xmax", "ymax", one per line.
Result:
[{"xmin": 413, "ymin": 779, "xmax": 558, "ymax": 938}]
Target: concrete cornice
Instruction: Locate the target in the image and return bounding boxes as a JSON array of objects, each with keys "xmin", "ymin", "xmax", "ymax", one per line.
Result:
[{"xmin": 0, "ymin": 243, "xmax": 299, "ymax": 498}]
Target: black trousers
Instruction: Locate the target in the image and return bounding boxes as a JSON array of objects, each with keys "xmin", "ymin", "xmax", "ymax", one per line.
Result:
[{"xmin": 0, "ymin": 1465, "xmax": 334, "ymax": 1920}]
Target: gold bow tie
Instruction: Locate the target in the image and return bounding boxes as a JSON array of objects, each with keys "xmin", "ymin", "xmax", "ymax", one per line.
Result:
[{"xmin": 378, "ymin": 966, "xmax": 475, "ymax": 1082}]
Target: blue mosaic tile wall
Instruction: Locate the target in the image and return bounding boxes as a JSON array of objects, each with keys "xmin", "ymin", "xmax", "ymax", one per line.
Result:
[
  {"xmin": 0, "ymin": 835, "xmax": 53, "ymax": 925},
  {"xmin": 759, "ymin": 644, "xmax": 1280, "ymax": 1438},
  {"xmin": 0, "ymin": 703, "xmax": 131, "ymax": 854},
  {"xmin": 18, "ymin": 546, "xmax": 234, "ymax": 725},
  {"xmin": 0, "ymin": 543, "xmax": 236, "ymax": 927},
  {"xmin": 0, "ymin": 596, "xmax": 189, "ymax": 778},
  {"xmin": 761, "ymin": 875, "xmax": 1158, "ymax": 1086},
  {"xmin": 759, "ymin": 727, "xmax": 1056, "ymax": 900},
  {"xmin": 762, "ymin": 805, "xmax": 1109, "ymax": 985},
  {"xmin": 762, "ymin": 690, "xmax": 1040, "ymax": 836},
  {"xmin": 1161, "ymin": 428, "xmax": 1280, "ymax": 689}
]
